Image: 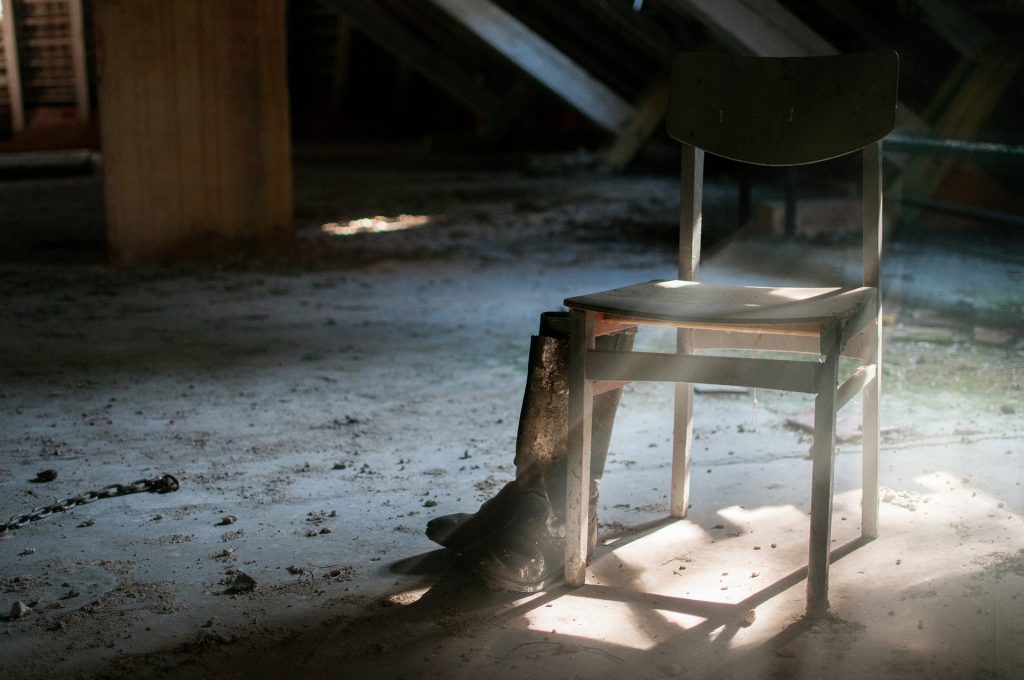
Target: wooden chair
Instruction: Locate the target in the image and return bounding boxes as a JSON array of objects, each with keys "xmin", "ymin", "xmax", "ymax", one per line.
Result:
[{"xmin": 563, "ymin": 50, "xmax": 899, "ymax": 617}]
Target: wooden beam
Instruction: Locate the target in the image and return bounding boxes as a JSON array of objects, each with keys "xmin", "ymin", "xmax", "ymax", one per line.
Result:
[
  {"xmin": 1, "ymin": 0, "xmax": 25, "ymax": 132},
  {"xmin": 906, "ymin": 42, "xmax": 1024, "ymax": 199},
  {"xmin": 602, "ymin": 76, "xmax": 669, "ymax": 172},
  {"xmin": 664, "ymin": 0, "xmax": 835, "ymax": 57},
  {"xmin": 427, "ymin": 0, "xmax": 634, "ymax": 132},
  {"xmin": 325, "ymin": 0, "xmax": 503, "ymax": 121},
  {"xmin": 68, "ymin": 0, "xmax": 90, "ymax": 124}
]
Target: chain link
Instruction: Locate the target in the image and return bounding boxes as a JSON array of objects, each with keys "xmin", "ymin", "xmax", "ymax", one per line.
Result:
[{"xmin": 1, "ymin": 474, "xmax": 179, "ymax": 538}]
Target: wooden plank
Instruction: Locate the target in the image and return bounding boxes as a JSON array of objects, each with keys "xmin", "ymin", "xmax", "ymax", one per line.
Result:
[
  {"xmin": 1, "ymin": 0, "xmax": 26, "ymax": 132},
  {"xmin": 428, "ymin": 0, "xmax": 634, "ymax": 132},
  {"xmin": 602, "ymin": 76, "xmax": 669, "ymax": 172},
  {"xmin": 325, "ymin": 0, "xmax": 503, "ymax": 120},
  {"xmin": 569, "ymin": 282, "xmax": 876, "ymax": 328},
  {"xmin": 586, "ymin": 350, "xmax": 821, "ymax": 394},
  {"xmin": 96, "ymin": 0, "xmax": 292, "ymax": 263}
]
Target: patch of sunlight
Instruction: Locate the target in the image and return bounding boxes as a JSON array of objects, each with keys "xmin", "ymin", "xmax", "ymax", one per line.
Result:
[
  {"xmin": 321, "ymin": 214, "xmax": 431, "ymax": 236},
  {"xmin": 385, "ymin": 585, "xmax": 431, "ymax": 606},
  {"xmin": 656, "ymin": 280, "xmax": 698, "ymax": 289},
  {"xmin": 593, "ymin": 521, "xmax": 710, "ymax": 593},
  {"xmin": 717, "ymin": 503, "xmax": 809, "ymax": 527},
  {"xmin": 525, "ymin": 594, "xmax": 661, "ymax": 650}
]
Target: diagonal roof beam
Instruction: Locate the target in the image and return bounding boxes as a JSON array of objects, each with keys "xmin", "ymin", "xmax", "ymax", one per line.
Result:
[
  {"xmin": 324, "ymin": 0, "xmax": 505, "ymax": 121},
  {"xmin": 427, "ymin": 0, "xmax": 635, "ymax": 132}
]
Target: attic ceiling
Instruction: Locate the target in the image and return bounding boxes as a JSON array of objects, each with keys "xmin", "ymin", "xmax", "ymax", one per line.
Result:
[
  {"xmin": 293, "ymin": 0, "xmax": 1021, "ymax": 143},
  {"xmin": 285, "ymin": 0, "xmax": 1023, "ymax": 224}
]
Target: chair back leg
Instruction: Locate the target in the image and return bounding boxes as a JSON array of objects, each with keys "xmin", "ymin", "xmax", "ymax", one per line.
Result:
[{"xmin": 807, "ymin": 322, "xmax": 842, "ymax": 617}]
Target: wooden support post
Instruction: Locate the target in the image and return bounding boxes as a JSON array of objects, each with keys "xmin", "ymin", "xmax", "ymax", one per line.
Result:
[
  {"xmin": 428, "ymin": 0, "xmax": 634, "ymax": 132},
  {"xmin": 1, "ymin": 0, "xmax": 25, "ymax": 133},
  {"xmin": 95, "ymin": 0, "xmax": 292, "ymax": 264},
  {"xmin": 68, "ymin": 0, "xmax": 90, "ymax": 124},
  {"xmin": 602, "ymin": 76, "xmax": 669, "ymax": 172}
]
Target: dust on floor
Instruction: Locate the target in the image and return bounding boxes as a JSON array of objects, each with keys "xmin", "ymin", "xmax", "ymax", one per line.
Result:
[{"xmin": 1, "ymin": 166, "xmax": 1022, "ymax": 679}]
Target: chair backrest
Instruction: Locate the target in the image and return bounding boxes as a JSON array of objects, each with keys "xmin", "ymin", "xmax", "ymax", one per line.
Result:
[
  {"xmin": 668, "ymin": 51, "xmax": 899, "ymax": 286},
  {"xmin": 667, "ymin": 50, "xmax": 898, "ymax": 166}
]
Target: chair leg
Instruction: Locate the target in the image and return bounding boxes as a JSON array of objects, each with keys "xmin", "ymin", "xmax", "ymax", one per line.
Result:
[
  {"xmin": 671, "ymin": 327, "xmax": 694, "ymax": 518},
  {"xmin": 807, "ymin": 324, "xmax": 841, "ymax": 617},
  {"xmin": 671, "ymin": 382, "xmax": 693, "ymax": 518},
  {"xmin": 862, "ymin": 318, "xmax": 882, "ymax": 539},
  {"xmin": 565, "ymin": 310, "xmax": 594, "ymax": 587}
]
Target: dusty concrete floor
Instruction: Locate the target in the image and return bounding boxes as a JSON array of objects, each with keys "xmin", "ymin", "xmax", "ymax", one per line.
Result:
[{"xmin": 0, "ymin": 160, "xmax": 1022, "ymax": 679}]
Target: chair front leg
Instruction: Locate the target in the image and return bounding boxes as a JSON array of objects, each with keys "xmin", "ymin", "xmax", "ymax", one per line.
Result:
[
  {"xmin": 671, "ymin": 328, "xmax": 694, "ymax": 518},
  {"xmin": 862, "ymin": 316, "xmax": 881, "ymax": 539},
  {"xmin": 565, "ymin": 309, "xmax": 595, "ymax": 587},
  {"xmin": 807, "ymin": 322, "xmax": 841, "ymax": 617}
]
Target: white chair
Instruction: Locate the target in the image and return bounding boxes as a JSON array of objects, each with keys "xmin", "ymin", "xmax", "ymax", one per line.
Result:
[{"xmin": 563, "ymin": 50, "xmax": 899, "ymax": 617}]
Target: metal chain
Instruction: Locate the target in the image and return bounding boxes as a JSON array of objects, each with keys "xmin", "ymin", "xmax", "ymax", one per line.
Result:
[{"xmin": 1, "ymin": 474, "xmax": 180, "ymax": 538}]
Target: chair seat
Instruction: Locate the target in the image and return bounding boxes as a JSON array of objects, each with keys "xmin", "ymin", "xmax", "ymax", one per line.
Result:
[{"xmin": 564, "ymin": 280, "xmax": 876, "ymax": 328}]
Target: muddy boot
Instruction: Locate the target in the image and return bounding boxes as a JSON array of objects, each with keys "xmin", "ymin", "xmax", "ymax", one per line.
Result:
[
  {"xmin": 425, "ymin": 480, "xmax": 521, "ymax": 549},
  {"xmin": 453, "ymin": 312, "xmax": 634, "ymax": 592},
  {"xmin": 424, "ymin": 313, "xmax": 567, "ymax": 551}
]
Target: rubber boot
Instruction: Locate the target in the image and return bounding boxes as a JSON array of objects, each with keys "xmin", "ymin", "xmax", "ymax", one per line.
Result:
[
  {"xmin": 425, "ymin": 313, "xmax": 630, "ymax": 552},
  {"xmin": 424, "ymin": 315, "xmax": 567, "ymax": 551},
  {"xmin": 448, "ymin": 312, "xmax": 634, "ymax": 592}
]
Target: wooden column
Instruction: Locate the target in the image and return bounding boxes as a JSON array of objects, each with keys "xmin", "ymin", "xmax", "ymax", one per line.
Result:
[{"xmin": 94, "ymin": 0, "xmax": 292, "ymax": 264}]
